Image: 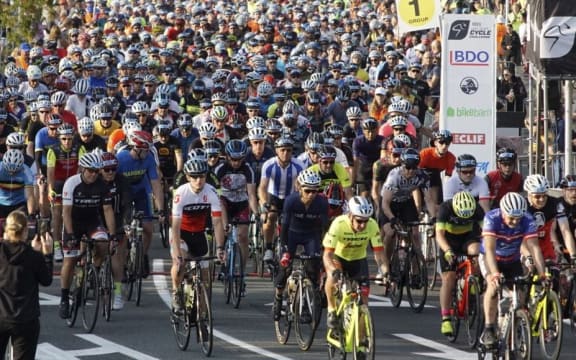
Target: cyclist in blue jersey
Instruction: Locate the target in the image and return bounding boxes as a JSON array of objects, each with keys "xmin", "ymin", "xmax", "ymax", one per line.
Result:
[
  {"xmin": 0, "ymin": 150, "xmax": 35, "ymax": 220},
  {"xmin": 171, "ymin": 113, "xmax": 198, "ymax": 163},
  {"xmin": 352, "ymin": 118, "xmax": 384, "ymax": 198},
  {"xmin": 272, "ymin": 169, "xmax": 328, "ymax": 321},
  {"xmin": 258, "ymin": 136, "xmax": 305, "ymax": 262},
  {"xmin": 244, "ymin": 127, "xmax": 274, "ymax": 190},
  {"xmin": 116, "ymin": 130, "xmax": 164, "ymax": 278},
  {"xmin": 478, "ymin": 192, "xmax": 547, "ymax": 346},
  {"xmin": 34, "ymin": 114, "xmax": 62, "ymax": 177}
]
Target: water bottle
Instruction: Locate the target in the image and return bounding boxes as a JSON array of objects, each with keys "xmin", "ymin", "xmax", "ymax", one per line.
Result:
[{"xmin": 75, "ymin": 267, "xmax": 84, "ymax": 288}]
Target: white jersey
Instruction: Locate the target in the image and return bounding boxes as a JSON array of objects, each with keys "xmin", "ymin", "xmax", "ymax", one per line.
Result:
[
  {"xmin": 443, "ymin": 174, "xmax": 490, "ymax": 202},
  {"xmin": 172, "ymin": 183, "xmax": 222, "ymax": 233},
  {"xmin": 65, "ymin": 94, "xmax": 94, "ymax": 119}
]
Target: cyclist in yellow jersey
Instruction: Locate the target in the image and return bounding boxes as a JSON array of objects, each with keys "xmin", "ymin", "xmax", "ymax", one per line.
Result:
[
  {"xmin": 93, "ymin": 103, "xmax": 121, "ymax": 142},
  {"xmin": 323, "ymin": 196, "xmax": 386, "ymax": 329},
  {"xmin": 308, "ymin": 145, "xmax": 353, "ymax": 199}
]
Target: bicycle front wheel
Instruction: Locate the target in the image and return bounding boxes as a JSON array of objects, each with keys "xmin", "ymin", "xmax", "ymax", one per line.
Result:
[
  {"xmin": 539, "ymin": 290, "xmax": 563, "ymax": 360},
  {"xmin": 81, "ymin": 264, "xmax": 100, "ymax": 333},
  {"xmin": 464, "ymin": 276, "xmax": 483, "ymax": 348},
  {"xmin": 446, "ymin": 292, "xmax": 460, "ymax": 343},
  {"xmin": 274, "ymin": 288, "xmax": 292, "ymax": 345},
  {"xmin": 101, "ymin": 257, "xmax": 113, "ymax": 322},
  {"xmin": 406, "ymin": 251, "xmax": 428, "ymax": 313},
  {"xmin": 231, "ymin": 243, "xmax": 245, "ymax": 309},
  {"xmin": 134, "ymin": 239, "xmax": 144, "ymax": 306},
  {"xmin": 66, "ymin": 265, "xmax": 83, "ymax": 327},
  {"xmin": 424, "ymin": 232, "xmax": 438, "ymax": 291},
  {"xmin": 294, "ymin": 280, "xmax": 319, "ymax": 351},
  {"xmin": 508, "ymin": 309, "xmax": 531, "ymax": 360},
  {"xmin": 171, "ymin": 284, "xmax": 191, "ymax": 351},
  {"xmin": 196, "ymin": 282, "xmax": 213, "ymax": 357},
  {"xmin": 388, "ymin": 250, "xmax": 403, "ymax": 308},
  {"xmin": 353, "ymin": 304, "xmax": 375, "ymax": 360}
]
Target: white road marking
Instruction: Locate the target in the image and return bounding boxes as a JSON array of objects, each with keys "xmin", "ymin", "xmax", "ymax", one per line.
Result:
[
  {"xmin": 152, "ymin": 259, "xmax": 294, "ymax": 360},
  {"xmin": 39, "ymin": 292, "xmax": 61, "ymax": 306},
  {"xmin": 393, "ymin": 333, "xmax": 477, "ymax": 360}
]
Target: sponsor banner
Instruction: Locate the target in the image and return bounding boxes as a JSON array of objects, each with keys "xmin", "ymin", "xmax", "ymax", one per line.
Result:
[
  {"xmin": 395, "ymin": 0, "xmax": 442, "ymax": 34},
  {"xmin": 440, "ymin": 14, "xmax": 496, "ymax": 175}
]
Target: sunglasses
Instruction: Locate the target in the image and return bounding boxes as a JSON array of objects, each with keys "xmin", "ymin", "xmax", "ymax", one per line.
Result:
[
  {"xmin": 103, "ymin": 167, "xmax": 117, "ymax": 173},
  {"xmin": 531, "ymin": 194, "xmax": 547, "ymax": 200},
  {"xmin": 144, "ymin": 84, "xmax": 155, "ymax": 87},
  {"xmin": 391, "ymin": 153, "xmax": 401, "ymax": 158},
  {"xmin": 354, "ymin": 217, "xmax": 369, "ymax": 224},
  {"xmin": 39, "ymin": 110, "xmax": 50, "ymax": 114},
  {"xmin": 190, "ymin": 174, "xmax": 206, "ymax": 179},
  {"xmin": 85, "ymin": 168, "xmax": 99, "ymax": 174},
  {"xmin": 303, "ymin": 189, "xmax": 318, "ymax": 194},
  {"xmin": 48, "ymin": 127, "xmax": 58, "ymax": 131},
  {"xmin": 411, "ymin": 69, "xmax": 420, "ymax": 73},
  {"xmin": 60, "ymin": 137, "xmax": 73, "ymax": 142},
  {"xmin": 460, "ymin": 169, "xmax": 475, "ymax": 175},
  {"xmin": 393, "ymin": 127, "xmax": 405, "ymax": 131},
  {"xmin": 321, "ymin": 160, "xmax": 335, "ymax": 165}
]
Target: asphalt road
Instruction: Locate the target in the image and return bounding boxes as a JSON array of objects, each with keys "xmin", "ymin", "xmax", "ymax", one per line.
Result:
[{"xmin": 34, "ymin": 236, "xmax": 576, "ymax": 360}]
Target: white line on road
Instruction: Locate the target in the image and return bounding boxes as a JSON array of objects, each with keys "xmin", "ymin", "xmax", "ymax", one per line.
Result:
[
  {"xmin": 393, "ymin": 333, "xmax": 477, "ymax": 360},
  {"xmin": 152, "ymin": 259, "xmax": 294, "ymax": 360}
]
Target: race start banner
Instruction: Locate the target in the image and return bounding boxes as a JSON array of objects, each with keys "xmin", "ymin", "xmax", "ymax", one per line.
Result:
[
  {"xmin": 395, "ymin": 0, "xmax": 442, "ymax": 34},
  {"xmin": 440, "ymin": 14, "xmax": 497, "ymax": 175}
]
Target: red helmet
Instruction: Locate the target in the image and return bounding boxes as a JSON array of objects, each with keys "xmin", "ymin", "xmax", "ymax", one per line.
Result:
[
  {"xmin": 128, "ymin": 130, "xmax": 152, "ymax": 149},
  {"xmin": 101, "ymin": 152, "xmax": 118, "ymax": 168}
]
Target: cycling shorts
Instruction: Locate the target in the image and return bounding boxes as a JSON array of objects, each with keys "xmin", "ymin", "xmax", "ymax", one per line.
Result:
[
  {"xmin": 285, "ymin": 232, "xmax": 322, "ymax": 257},
  {"xmin": 133, "ymin": 189, "xmax": 154, "ymax": 222},
  {"xmin": 439, "ymin": 234, "xmax": 480, "ymax": 272},
  {"xmin": 64, "ymin": 225, "xmax": 108, "ymax": 258},
  {"xmin": 355, "ymin": 166, "xmax": 373, "ymax": 194},
  {"xmin": 479, "ymin": 254, "xmax": 523, "ymax": 285},
  {"xmin": 174, "ymin": 230, "xmax": 209, "ymax": 264},
  {"xmin": 379, "ymin": 199, "xmax": 418, "ymax": 226},
  {"xmin": 222, "ymin": 198, "xmax": 250, "ymax": 224},
  {"xmin": 333, "ymin": 256, "xmax": 370, "ymax": 288},
  {"xmin": 50, "ymin": 180, "xmax": 65, "ymax": 205},
  {"xmin": 267, "ymin": 195, "xmax": 285, "ymax": 213}
]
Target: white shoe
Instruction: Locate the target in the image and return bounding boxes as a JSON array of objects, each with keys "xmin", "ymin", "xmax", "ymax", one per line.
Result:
[
  {"xmin": 263, "ymin": 249, "xmax": 274, "ymax": 263},
  {"xmin": 53, "ymin": 245, "xmax": 64, "ymax": 262},
  {"xmin": 113, "ymin": 294, "xmax": 124, "ymax": 310}
]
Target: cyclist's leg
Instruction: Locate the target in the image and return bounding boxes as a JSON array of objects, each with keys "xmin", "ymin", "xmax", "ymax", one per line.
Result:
[
  {"xmin": 59, "ymin": 232, "xmax": 81, "ymax": 318},
  {"xmin": 350, "ymin": 259, "xmax": 371, "ymax": 341},
  {"xmin": 303, "ymin": 237, "xmax": 322, "ymax": 288},
  {"xmin": 263, "ymin": 196, "xmax": 282, "ymax": 261},
  {"xmin": 399, "ymin": 198, "xmax": 421, "ymax": 252},
  {"xmin": 232, "ymin": 201, "xmax": 251, "ymax": 270},
  {"xmin": 183, "ymin": 231, "xmax": 210, "ymax": 312},
  {"xmin": 438, "ymin": 238, "xmax": 460, "ymax": 334},
  {"xmin": 135, "ymin": 191, "xmax": 154, "ymax": 276},
  {"xmin": 379, "ymin": 210, "xmax": 397, "ymax": 277}
]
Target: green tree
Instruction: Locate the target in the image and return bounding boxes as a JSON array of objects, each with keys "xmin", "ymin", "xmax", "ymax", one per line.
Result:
[{"xmin": 0, "ymin": 0, "xmax": 54, "ymax": 49}]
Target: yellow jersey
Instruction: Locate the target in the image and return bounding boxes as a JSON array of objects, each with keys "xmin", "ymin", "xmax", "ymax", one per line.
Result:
[
  {"xmin": 323, "ymin": 215, "xmax": 383, "ymax": 261},
  {"xmin": 94, "ymin": 120, "xmax": 121, "ymax": 141},
  {"xmin": 308, "ymin": 163, "xmax": 352, "ymax": 189}
]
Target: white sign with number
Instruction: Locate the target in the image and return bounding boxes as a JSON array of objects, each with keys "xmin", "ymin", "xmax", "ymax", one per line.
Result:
[
  {"xmin": 440, "ymin": 14, "xmax": 497, "ymax": 175},
  {"xmin": 395, "ymin": 0, "xmax": 442, "ymax": 34}
]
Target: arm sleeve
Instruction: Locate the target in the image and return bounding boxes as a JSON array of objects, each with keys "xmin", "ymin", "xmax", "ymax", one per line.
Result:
[{"xmin": 280, "ymin": 196, "xmax": 292, "ymax": 248}]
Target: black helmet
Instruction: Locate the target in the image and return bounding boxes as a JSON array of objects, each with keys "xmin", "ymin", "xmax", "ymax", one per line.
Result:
[
  {"xmin": 306, "ymin": 132, "xmax": 324, "ymax": 151},
  {"xmin": 496, "ymin": 147, "xmax": 517, "ymax": 163},
  {"xmin": 306, "ymin": 90, "xmax": 321, "ymax": 105},
  {"xmin": 361, "ymin": 117, "xmax": 378, "ymax": 130},
  {"xmin": 337, "ymin": 85, "xmax": 351, "ymax": 101},
  {"xmin": 456, "ymin": 154, "xmax": 477, "ymax": 169},
  {"xmin": 433, "ymin": 130, "xmax": 453, "ymax": 143},
  {"xmin": 560, "ymin": 174, "xmax": 576, "ymax": 188},
  {"xmin": 400, "ymin": 148, "xmax": 420, "ymax": 168}
]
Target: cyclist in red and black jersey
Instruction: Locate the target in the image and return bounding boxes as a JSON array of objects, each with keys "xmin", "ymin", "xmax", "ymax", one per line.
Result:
[
  {"xmin": 485, "ymin": 148, "xmax": 523, "ymax": 209},
  {"xmin": 371, "ymin": 137, "xmax": 406, "ymax": 218},
  {"xmin": 153, "ymin": 120, "xmax": 183, "ymax": 186},
  {"xmin": 556, "ymin": 175, "xmax": 576, "ymax": 265}
]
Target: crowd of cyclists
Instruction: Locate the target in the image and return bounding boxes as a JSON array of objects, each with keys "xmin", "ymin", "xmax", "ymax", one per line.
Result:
[{"xmin": 2, "ymin": 0, "xmax": 576, "ymax": 358}]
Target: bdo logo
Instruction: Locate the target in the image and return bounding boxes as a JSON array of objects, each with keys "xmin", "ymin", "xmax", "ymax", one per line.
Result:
[{"xmin": 449, "ymin": 50, "xmax": 490, "ymax": 66}]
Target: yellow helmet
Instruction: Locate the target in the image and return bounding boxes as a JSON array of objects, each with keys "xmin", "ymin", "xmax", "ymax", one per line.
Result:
[{"xmin": 452, "ymin": 191, "xmax": 476, "ymax": 219}]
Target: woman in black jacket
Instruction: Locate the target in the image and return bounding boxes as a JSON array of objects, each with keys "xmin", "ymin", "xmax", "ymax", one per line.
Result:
[{"xmin": 0, "ymin": 210, "xmax": 53, "ymax": 360}]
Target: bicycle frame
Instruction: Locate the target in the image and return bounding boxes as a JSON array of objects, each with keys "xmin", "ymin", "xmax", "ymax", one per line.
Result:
[
  {"xmin": 454, "ymin": 255, "xmax": 476, "ymax": 318},
  {"xmin": 327, "ymin": 277, "xmax": 365, "ymax": 353}
]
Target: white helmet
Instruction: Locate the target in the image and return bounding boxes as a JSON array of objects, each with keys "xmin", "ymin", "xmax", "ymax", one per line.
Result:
[
  {"xmin": 122, "ymin": 120, "xmax": 142, "ymax": 136},
  {"xmin": 26, "ymin": 65, "xmax": 42, "ymax": 80},
  {"xmin": 389, "ymin": 115, "xmax": 408, "ymax": 127},
  {"xmin": 6, "ymin": 132, "xmax": 25, "ymax": 148},
  {"xmin": 246, "ymin": 116, "xmax": 266, "ymax": 130},
  {"xmin": 73, "ymin": 78, "xmax": 90, "ymax": 95},
  {"xmin": 78, "ymin": 152, "xmax": 103, "ymax": 169},
  {"xmin": 198, "ymin": 122, "xmax": 217, "ymax": 139},
  {"xmin": 523, "ymin": 174, "xmax": 550, "ymax": 194},
  {"xmin": 131, "ymin": 101, "xmax": 149, "ymax": 114},
  {"xmin": 297, "ymin": 169, "xmax": 322, "ymax": 188},
  {"xmin": 78, "ymin": 117, "xmax": 94, "ymax": 135},
  {"xmin": 348, "ymin": 196, "xmax": 374, "ymax": 218},
  {"xmin": 2, "ymin": 149, "xmax": 24, "ymax": 173},
  {"xmin": 248, "ymin": 127, "xmax": 267, "ymax": 141},
  {"xmin": 346, "ymin": 106, "xmax": 362, "ymax": 119},
  {"xmin": 500, "ymin": 192, "xmax": 527, "ymax": 218}
]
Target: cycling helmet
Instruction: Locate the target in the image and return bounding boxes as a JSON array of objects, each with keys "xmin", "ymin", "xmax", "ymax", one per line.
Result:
[
  {"xmin": 73, "ymin": 79, "xmax": 90, "ymax": 95},
  {"xmin": 122, "ymin": 120, "xmax": 142, "ymax": 135},
  {"xmin": 6, "ymin": 132, "xmax": 25, "ymax": 148},
  {"xmin": 386, "ymin": 137, "xmax": 408, "ymax": 154},
  {"xmin": 282, "ymin": 100, "xmax": 299, "ymax": 115},
  {"xmin": 46, "ymin": 114, "xmax": 63, "ymax": 126},
  {"xmin": 456, "ymin": 154, "xmax": 477, "ymax": 169},
  {"xmin": 26, "ymin": 65, "xmax": 42, "ymax": 80},
  {"xmin": 397, "ymin": 99, "xmax": 413, "ymax": 113},
  {"xmin": 78, "ymin": 152, "xmax": 103, "ymax": 169},
  {"xmin": 337, "ymin": 85, "xmax": 351, "ymax": 101},
  {"xmin": 177, "ymin": 113, "xmax": 193, "ymax": 128},
  {"xmin": 500, "ymin": 192, "xmax": 527, "ymax": 218},
  {"xmin": 523, "ymin": 174, "xmax": 550, "ymax": 194},
  {"xmin": 155, "ymin": 93, "xmax": 170, "ymax": 108},
  {"xmin": 203, "ymin": 140, "xmax": 223, "ymax": 156},
  {"xmin": 246, "ymin": 117, "xmax": 266, "ymax": 130},
  {"xmin": 317, "ymin": 145, "xmax": 337, "ymax": 159},
  {"xmin": 452, "ymin": 191, "xmax": 477, "ymax": 219},
  {"xmin": 132, "ymin": 101, "xmax": 149, "ymax": 114},
  {"xmin": 361, "ymin": 118, "xmax": 378, "ymax": 130},
  {"xmin": 225, "ymin": 89, "xmax": 239, "ymax": 104},
  {"xmin": 198, "ymin": 122, "xmax": 217, "ymax": 139},
  {"xmin": 246, "ymin": 97, "xmax": 260, "ymax": 109},
  {"xmin": 395, "ymin": 134, "xmax": 413, "ymax": 148},
  {"xmin": 246, "ymin": 71, "xmax": 262, "ymax": 83},
  {"xmin": 257, "ymin": 82, "xmax": 273, "ymax": 97},
  {"xmin": 306, "ymin": 132, "xmax": 324, "ymax": 151},
  {"xmin": 346, "ymin": 106, "xmax": 362, "ymax": 119},
  {"xmin": 233, "ymin": 79, "xmax": 248, "ymax": 92},
  {"xmin": 23, "ymin": 90, "xmax": 38, "ymax": 104},
  {"xmin": 57, "ymin": 123, "xmax": 75, "ymax": 136},
  {"xmin": 266, "ymin": 118, "xmax": 283, "ymax": 133},
  {"xmin": 560, "ymin": 175, "xmax": 576, "ymax": 189},
  {"xmin": 389, "ymin": 115, "xmax": 408, "ymax": 127},
  {"xmin": 156, "ymin": 120, "xmax": 172, "ymax": 136},
  {"xmin": 128, "ymin": 130, "xmax": 152, "ymax": 149},
  {"xmin": 433, "ymin": 130, "xmax": 453, "ymax": 143},
  {"xmin": 496, "ymin": 147, "xmax": 517, "ymax": 163},
  {"xmin": 302, "ymin": 79, "xmax": 317, "ymax": 92},
  {"xmin": 248, "ymin": 127, "xmax": 267, "ymax": 141},
  {"xmin": 297, "ymin": 169, "xmax": 322, "ymax": 188},
  {"xmin": 275, "ymin": 135, "xmax": 294, "ymax": 148},
  {"xmin": 51, "ymin": 91, "xmax": 67, "ymax": 105},
  {"xmin": 348, "ymin": 196, "xmax": 374, "ymax": 218},
  {"xmin": 192, "ymin": 79, "xmax": 206, "ymax": 92},
  {"xmin": 327, "ymin": 124, "xmax": 344, "ymax": 138},
  {"xmin": 2, "ymin": 149, "xmax": 25, "ymax": 173},
  {"xmin": 5, "ymin": 76, "xmax": 20, "ymax": 88},
  {"xmin": 76, "ymin": 117, "xmax": 93, "ymax": 135},
  {"xmin": 183, "ymin": 159, "xmax": 208, "ymax": 175},
  {"xmin": 400, "ymin": 148, "xmax": 420, "ymax": 168},
  {"xmin": 210, "ymin": 106, "xmax": 228, "ymax": 122},
  {"xmin": 101, "ymin": 152, "xmax": 118, "ymax": 168},
  {"xmin": 211, "ymin": 91, "xmax": 227, "ymax": 104},
  {"xmin": 387, "ymin": 101, "xmax": 406, "ymax": 114},
  {"xmin": 231, "ymin": 54, "xmax": 247, "ymax": 67},
  {"xmin": 156, "ymin": 83, "xmax": 171, "ymax": 96},
  {"xmin": 225, "ymin": 139, "xmax": 248, "ymax": 159},
  {"xmin": 306, "ymin": 90, "xmax": 321, "ymax": 105},
  {"xmin": 187, "ymin": 148, "xmax": 207, "ymax": 161}
]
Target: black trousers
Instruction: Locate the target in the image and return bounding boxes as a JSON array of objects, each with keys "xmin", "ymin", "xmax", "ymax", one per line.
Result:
[{"xmin": 0, "ymin": 318, "xmax": 40, "ymax": 360}]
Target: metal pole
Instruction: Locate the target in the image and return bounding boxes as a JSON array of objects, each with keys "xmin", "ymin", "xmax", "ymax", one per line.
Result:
[
  {"xmin": 535, "ymin": 77, "xmax": 541, "ymax": 176},
  {"xmin": 565, "ymin": 81, "xmax": 574, "ymax": 176},
  {"xmin": 528, "ymin": 67, "xmax": 534, "ymax": 174},
  {"xmin": 543, "ymin": 78, "xmax": 549, "ymax": 179}
]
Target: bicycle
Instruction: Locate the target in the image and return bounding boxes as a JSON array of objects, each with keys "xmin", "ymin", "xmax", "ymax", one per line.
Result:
[
  {"xmin": 327, "ymin": 270, "xmax": 375, "ymax": 360},
  {"xmin": 557, "ymin": 261, "xmax": 576, "ymax": 334},
  {"xmin": 221, "ymin": 220, "xmax": 245, "ymax": 309},
  {"xmin": 477, "ymin": 275, "xmax": 532, "ymax": 360},
  {"xmin": 388, "ymin": 221, "xmax": 428, "ymax": 313},
  {"xmin": 524, "ymin": 270, "xmax": 563, "ymax": 360},
  {"xmin": 445, "ymin": 255, "xmax": 483, "ymax": 348},
  {"xmin": 419, "ymin": 216, "xmax": 438, "ymax": 291},
  {"xmin": 99, "ymin": 245, "xmax": 114, "ymax": 322},
  {"xmin": 248, "ymin": 213, "xmax": 265, "ymax": 277},
  {"xmin": 158, "ymin": 178, "xmax": 172, "ymax": 249},
  {"xmin": 274, "ymin": 254, "xmax": 323, "ymax": 351},
  {"xmin": 171, "ymin": 255, "xmax": 215, "ymax": 357}
]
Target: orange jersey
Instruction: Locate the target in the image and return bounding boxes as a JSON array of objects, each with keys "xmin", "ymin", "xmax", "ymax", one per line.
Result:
[
  {"xmin": 107, "ymin": 129, "xmax": 125, "ymax": 152},
  {"xmin": 418, "ymin": 147, "xmax": 456, "ymax": 176}
]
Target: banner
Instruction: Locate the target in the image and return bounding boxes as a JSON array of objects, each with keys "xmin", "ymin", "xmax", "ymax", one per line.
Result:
[
  {"xmin": 395, "ymin": 0, "xmax": 442, "ymax": 34},
  {"xmin": 440, "ymin": 14, "xmax": 497, "ymax": 175}
]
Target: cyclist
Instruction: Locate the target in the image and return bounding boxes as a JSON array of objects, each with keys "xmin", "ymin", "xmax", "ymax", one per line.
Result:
[
  {"xmin": 419, "ymin": 130, "xmax": 456, "ymax": 210},
  {"xmin": 557, "ymin": 175, "xmax": 576, "ymax": 265},
  {"xmin": 342, "ymin": 106, "xmax": 363, "ymax": 146},
  {"xmin": 297, "ymin": 132, "xmax": 324, "ymax": 168},
  {"xmin": 214, "ymin": 140, "xmax": 259, "ymax": 293},
  {"xmin": 371, "ymin": 137, "xmax": 407, "ymax": 219},
  {"xmin": 323, "ymin": 196, "xmax": 386, "ymax": 328},
  {"xmin": 352, "ymin": 118, "xmax": 384, "ymax": 197},
  {"xmin": 171, "ymin": 159, "xmax": 226, "ymax": 312},
  {"xmin": 116, "ymin": 130, "xmax": 164, "ymax": 278},
  {"xmin": 308, "ymin": 144, "xmax": 353, "ymax": 199},
  {"xmin": 0, "ymin": 150, "xmax": 35, "ymax": 221},
  {"xmin": 93, "ymin": 103, "xmax": 121, "ymax": 142},
  {"xmin": 99, "ymin": 152, "xmax": 132, "ymax": 310},
  {"xmin": 436, "ymin": 191, "xmax": 484, "ymax": 336},
  {"xmin": 272, "ymin": 170, "xmax": 329, "ymax": 321},
  {"xmin": 485, "ymin": 148, "xmax": 523, "ymax": 209},
  {"xmin": 59, "ymin": 153, "xmax": 116, "ymax": 319},
  {"xmin": 258, "ymin": 136, "xmax": 305, "ymax": 263},
  {"xmin": 244, "ymin": 127, "xmax": 275, "ymax": 190},
  {"xmin": 379, "ymin": 148, "xmax": 436, "ymax": 283},
  {"xmin": 153, "ymin": 120, "xmax": 183, "ymax": 185},
  {"xmin": 443, "ymin": 154, "xmax": 491, "ymax": 213},
  {"xmin": 76, "ymin": 117, "xmax": 107, "ymax": 152},
  {"xmin": 171, "ymin": 113, "xmax": 199, "ymax": 162}
]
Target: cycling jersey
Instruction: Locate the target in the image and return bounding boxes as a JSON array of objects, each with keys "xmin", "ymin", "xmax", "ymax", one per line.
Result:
[
  {"xmin": 154, "ymin": 136, "xmax": 182, "ymax": 179},
  {"xmin": 46, "ymin": 143, "xmax": 86, "ymax": 182},
  {"xmin": 172, "ymin": 183, "xmax": 222, "ymax": 233},
  {"xmin": 94, "ymin": 120, "xmax": 121, "ymax": 141},
  {"xmin": 436, "ymin": 200, "xmax": 484, "ymax": 239},
  {"xmin": 352, "ymin": 134, "xmax": 384, "ymax": 165},
  {"xmin": 261, "ymin": 156, "xmax": 305, "ymax": 200},
  {"xmin": 557, "ymin": 199, "xmax": 576, "ymax": 248},
  {"xmin": 323, "ymin": 214, "xmax": 383, "ymax": 261},
  {"xmin": 308, "ymin": 163, "xmax": 352, "ymax": 190},
  {"xmin": 116, "ymin": 149, "xmax": 159, "ymax": 193},
  {"xmin": 34, "ymin": 127, "xmax": 59, "ymax": 168},
  {"xmin": 281, "ymin": 191, "xmax": 329, "ymax": 251},
  {"xmin": 485, "ymin": 170, "xmax": 523, "ymax": 208},
  {"xmin": 75, "ymin": 133, "xmax": 107, "ymax": 152},
  {"xmin": 245, "ymin": 147, "xmax": 275, "ymax": 187},
  {"xmin": 480, "ymin": 208, "xmax": 538, "ymax": 263},
  {"xmin": 170, "ymin": 128, "xmax": 199, "ymax": 162},
  {"xmin": 527, "ymin": 198, "xmax": 559, "ymax": 261},
  {"xmin": 419, "ymin": 147, "xmax": 456, "ymax": 177},
  {"xmin": 101, "ymin": 173, "xmax": 132, "ymax": 235},
  {"xmin": 0, "ymin": 164, "xmax": 34, "ymax": 207},
  {"xmin": 443, "ymin": 175, "xmax": 490, "ymax": 202},
  {"xmin": 381, "ymin": 166, "xmax": 430, "ymax": 202},
  {"xmin": 106, "ymin": 129, "xmax": 125, "ymax": 152},
  {"xmin": 213, "ymin": 162, "xmax": 255, "ymax": 203}
]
